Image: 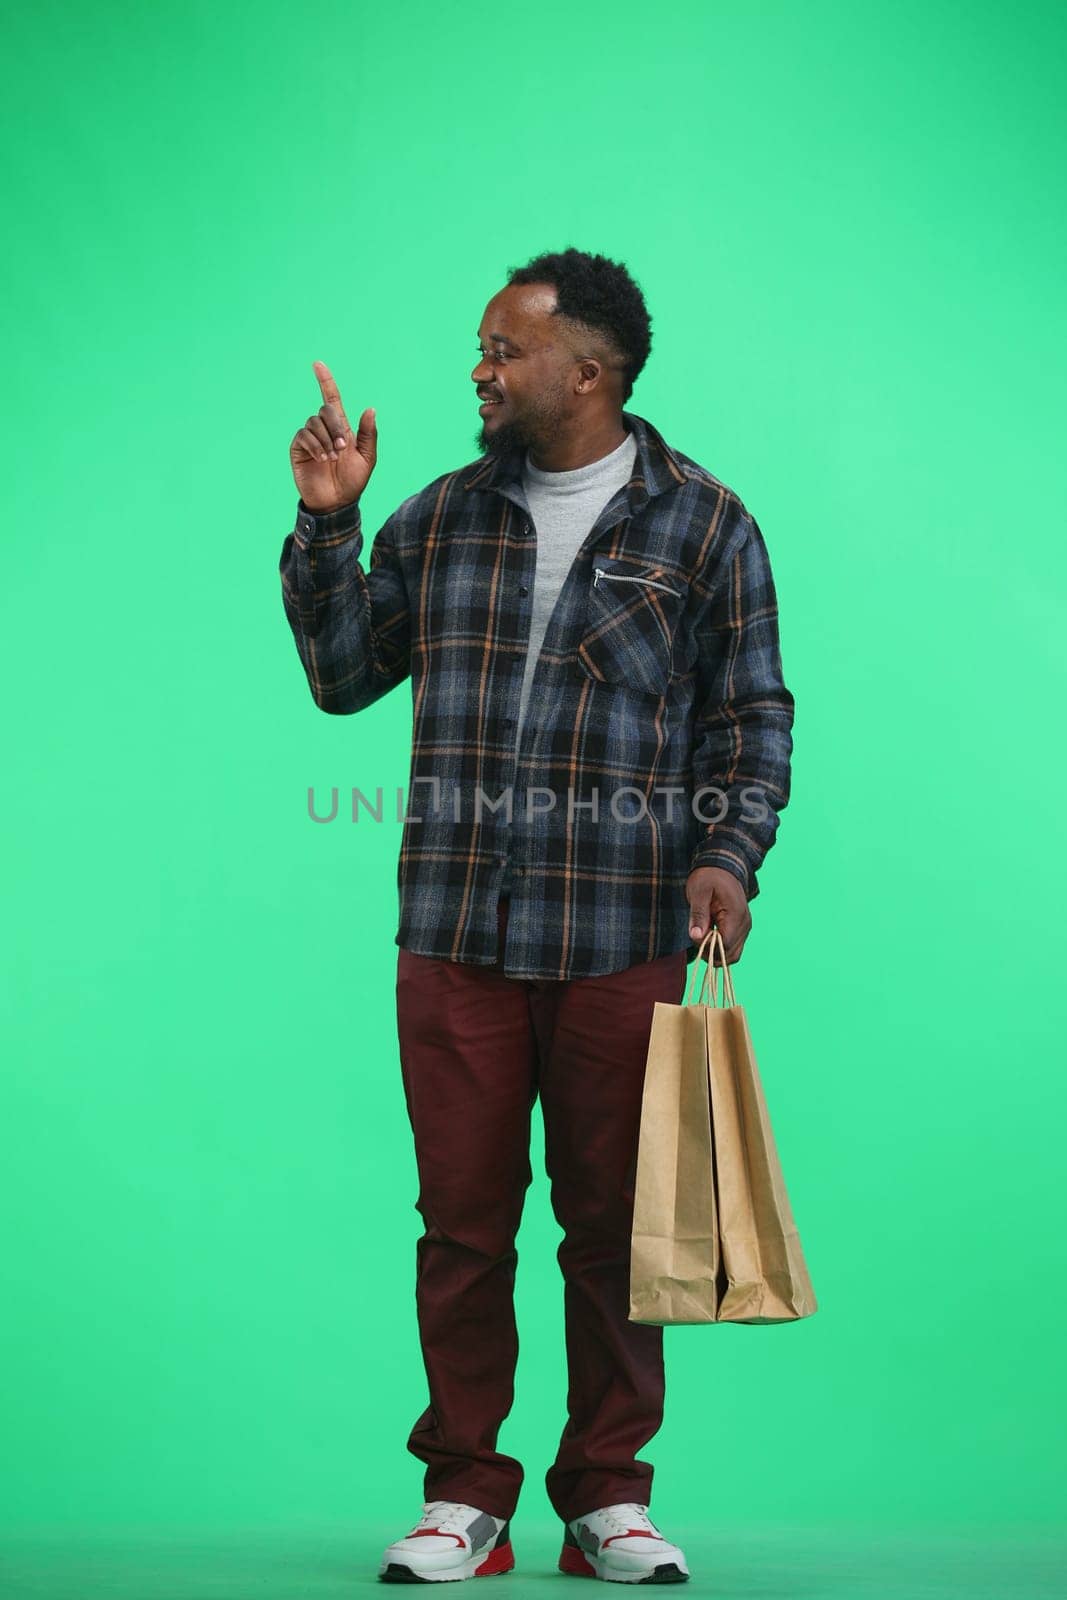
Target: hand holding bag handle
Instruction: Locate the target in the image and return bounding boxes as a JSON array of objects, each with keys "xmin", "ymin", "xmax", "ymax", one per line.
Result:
[{"xmin": 685, "ymin": 925, "xmax": 737, "ymax": 1008}]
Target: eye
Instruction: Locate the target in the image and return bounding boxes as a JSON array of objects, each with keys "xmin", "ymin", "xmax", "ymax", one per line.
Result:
[{"xmin": 475, "ymin": 343, "xmax": 510, "ymax": 363}]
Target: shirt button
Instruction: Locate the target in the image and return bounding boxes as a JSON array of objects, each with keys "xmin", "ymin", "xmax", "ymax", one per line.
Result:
[
  {"xmin": 502, "ymin": 718, "xmax": 513, "ymax": 728},
  {"xmin": 518, "ymin": 585, "xmax": 529, "ymax": 596}
]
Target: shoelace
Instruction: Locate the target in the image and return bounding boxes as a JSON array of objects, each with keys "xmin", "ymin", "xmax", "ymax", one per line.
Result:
[
  {"xmin": 411, "ymin": 1500, "xmax": 477, "ymax": 1537},
  {"xmin": 596, "ymin": 1503, "xmax": 662, "ymax": 1539}
]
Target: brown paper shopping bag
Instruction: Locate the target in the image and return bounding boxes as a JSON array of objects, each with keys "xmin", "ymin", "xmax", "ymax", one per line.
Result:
[{"xmin": 629, "ymin": 926, "xmax": 818, "ymax": 1325}]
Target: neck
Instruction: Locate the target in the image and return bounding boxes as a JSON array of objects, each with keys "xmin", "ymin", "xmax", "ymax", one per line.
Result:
[{"xmin": 526, "ymin": 413, "xmax": 628, "ymax": 472}]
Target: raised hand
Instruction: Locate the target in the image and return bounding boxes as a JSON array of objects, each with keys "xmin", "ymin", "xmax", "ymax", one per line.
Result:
[{"xmin": 290, "ymin": 360, "xmax": 378, "ymax": 513}]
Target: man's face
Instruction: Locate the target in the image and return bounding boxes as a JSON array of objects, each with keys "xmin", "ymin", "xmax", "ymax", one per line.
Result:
[{"xmin": 471, "ymin": 282, "xmax": 580, "ymax": 458}]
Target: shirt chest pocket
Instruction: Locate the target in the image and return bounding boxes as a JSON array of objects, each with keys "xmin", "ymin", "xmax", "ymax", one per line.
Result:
[{"xmin": 576, "ymin": 558, "xmax": 688, "ymax": 697}]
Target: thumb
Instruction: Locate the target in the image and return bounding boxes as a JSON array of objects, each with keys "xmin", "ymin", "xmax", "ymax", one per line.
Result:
[
  {"xmin": 689, "ymin": 897, "xmax": 713, "ymax": 940},
  {"xmin": 355, "ymin": 406, "xmax": 378, "ymax": 462}
]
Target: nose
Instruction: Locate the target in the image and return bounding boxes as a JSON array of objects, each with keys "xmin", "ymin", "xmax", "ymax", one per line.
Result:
[{"xmin": 471, "ymin": 354, "xmax": 493, "ymax": 384}]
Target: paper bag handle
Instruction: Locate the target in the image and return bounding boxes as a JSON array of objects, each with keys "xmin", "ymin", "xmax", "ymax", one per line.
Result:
[{"xmin": 684, "ymin": 925, "xmax": 737, "ymax": 1008}]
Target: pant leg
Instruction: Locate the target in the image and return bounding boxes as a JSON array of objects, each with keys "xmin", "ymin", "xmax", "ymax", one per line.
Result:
[
  {"xmin": 533, "ymin": 948, "xmax": 690, "ymax": 1524},
  {"xmin": 394, "ymin": 896, "xmax": 537, "ymax": 1519}
]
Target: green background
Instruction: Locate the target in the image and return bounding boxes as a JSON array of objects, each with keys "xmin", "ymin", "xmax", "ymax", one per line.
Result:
[{"xmin": 3, "ymin": 0, "xmax": 1065, "ymax": 1593}]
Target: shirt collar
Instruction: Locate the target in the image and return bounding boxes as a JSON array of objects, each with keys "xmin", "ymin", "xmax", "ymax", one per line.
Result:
[{"xmin": 460, "ymin": 409, "xmax": 688, "ymax": 512}]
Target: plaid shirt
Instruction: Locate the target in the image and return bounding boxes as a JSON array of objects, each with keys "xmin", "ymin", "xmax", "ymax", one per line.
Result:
[{"xmin": 279, "ymin": 410, "xmax": 794, "ymax": 980}]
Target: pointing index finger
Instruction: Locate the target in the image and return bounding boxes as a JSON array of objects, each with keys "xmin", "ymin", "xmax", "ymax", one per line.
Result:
[{"xmin": 312, "ymin": 360, "xmax": 348, "ymax": 426}]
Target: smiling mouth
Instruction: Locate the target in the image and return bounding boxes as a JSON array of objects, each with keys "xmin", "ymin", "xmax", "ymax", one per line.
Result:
[{"xmin": 478, "ymin": 395, "xmax": 504, "ymax": 414}]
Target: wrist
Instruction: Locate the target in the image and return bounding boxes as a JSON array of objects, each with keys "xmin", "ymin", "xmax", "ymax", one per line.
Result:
[{"xmin": 299, "ymin": 494, "xmax": 361, "ymax": 517}]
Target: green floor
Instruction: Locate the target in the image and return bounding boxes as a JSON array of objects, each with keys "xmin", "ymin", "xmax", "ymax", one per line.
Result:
[{"xmin": 0, "ymin": 1524, "xmax": 1063, "ymax": 1599}]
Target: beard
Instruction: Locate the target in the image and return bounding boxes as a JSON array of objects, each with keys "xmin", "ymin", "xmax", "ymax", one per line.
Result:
[
  {"xmin": 473, "ymin": 380, "xmax": 572, "ymax": 460},
  {"xmin": 473, "ymin": 414, "xmax": 529, "ymax": 460}
]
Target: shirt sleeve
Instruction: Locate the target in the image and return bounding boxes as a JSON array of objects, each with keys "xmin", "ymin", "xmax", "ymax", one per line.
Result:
[
  {"xmin": 278, "ymin": 495, "xmax": 413, "ymax": 714},
  {"xmin": 687, "ymin": 513, "xmax": 795, "ymax": 900}
]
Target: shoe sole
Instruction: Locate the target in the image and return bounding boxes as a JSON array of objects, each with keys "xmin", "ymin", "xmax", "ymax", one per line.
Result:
[
  {"xmin": 379, "ymin": 1540, "xmax": 516, "ymax": 1582},
  {"xmin": 559, "ymin": 1544, "xmax": 689, "ymax": 1584}
]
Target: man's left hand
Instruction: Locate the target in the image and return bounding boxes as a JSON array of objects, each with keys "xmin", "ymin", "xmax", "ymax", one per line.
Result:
[{"xmin": 686, "ymin": 866, "xmax": 752, "ymax": 964}]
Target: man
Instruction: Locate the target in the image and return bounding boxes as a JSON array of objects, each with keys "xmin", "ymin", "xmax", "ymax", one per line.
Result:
[{"xmin": 279, "ymin": 248, "xmax": 795, "ymax": 1584}]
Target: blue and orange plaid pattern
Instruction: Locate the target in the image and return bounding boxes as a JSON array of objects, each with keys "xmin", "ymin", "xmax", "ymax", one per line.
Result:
[{"xmin": 279, "ymin": 411, "xmax": 794, "ymax": 979}]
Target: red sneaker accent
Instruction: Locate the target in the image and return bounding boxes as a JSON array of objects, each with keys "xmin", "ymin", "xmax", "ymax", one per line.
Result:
[
  {"xmin": 603, "ymin": 1530, "xmax": 666, "ymax": 1549},
  {"xmin": 405, "ymin": 1529, "xmax": 465, "ymax": 1546},
  {"xmin": 475, "ymin": 1540, "xmax": 515, "ymax": 1576},
  {"xmin": 559, "ymin": 1544, "xmax": 597, "ymax": 1578}
]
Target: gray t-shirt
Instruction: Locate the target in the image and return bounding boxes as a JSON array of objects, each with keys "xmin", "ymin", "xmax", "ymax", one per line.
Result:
[{"xmin": 499, "ymin": 428, "xmax": 638, "ymax": 897}]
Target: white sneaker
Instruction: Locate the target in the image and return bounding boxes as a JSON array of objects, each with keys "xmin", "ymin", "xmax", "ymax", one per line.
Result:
[
  {"xmin": 560, "ymin": 1502, "xmax": 689, "ymax": 1584},
  {"xmin": 378, "ymin": 1499, "xmax": 515, "ymax": 1582}
]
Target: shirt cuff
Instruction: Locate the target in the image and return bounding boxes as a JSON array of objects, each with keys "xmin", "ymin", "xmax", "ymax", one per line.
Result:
[
  {"xmin": 295, "ymin": 496, "xmax": 362, "ymax": 544},
  {"xmin": 687, "ymin": 846, "xmax": 759, "ymax": 901}
]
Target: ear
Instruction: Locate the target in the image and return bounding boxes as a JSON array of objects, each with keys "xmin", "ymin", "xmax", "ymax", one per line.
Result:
[{"xmin": 576, "ymin": 359, "xmax": 602, "ymax": 394}]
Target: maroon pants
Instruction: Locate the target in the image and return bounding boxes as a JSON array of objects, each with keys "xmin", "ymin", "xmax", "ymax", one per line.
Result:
[{"xmin": 394, "ymin": 894, "xmax": 690, "ymax": 1525}]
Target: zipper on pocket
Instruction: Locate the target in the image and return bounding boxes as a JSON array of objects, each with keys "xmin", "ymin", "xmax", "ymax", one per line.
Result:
[{"xmin": 593, "ymin": 566, "xmax": 678, "ymax": 596}]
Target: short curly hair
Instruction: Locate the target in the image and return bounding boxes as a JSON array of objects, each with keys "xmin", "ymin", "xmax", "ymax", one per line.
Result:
[{"xmin": 504, "ymin": 247, "xmax": 653, "ymax": 404}]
